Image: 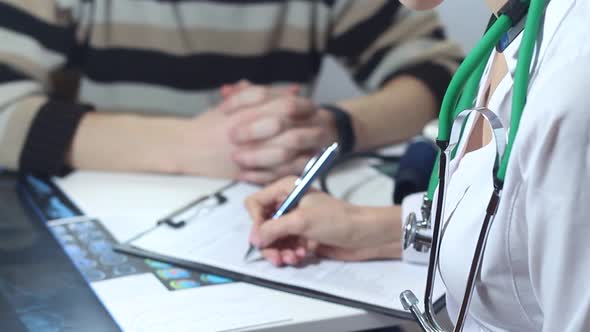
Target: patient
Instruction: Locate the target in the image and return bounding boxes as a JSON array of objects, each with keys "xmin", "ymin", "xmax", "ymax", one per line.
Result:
[{"xmin": 0, "ymin": 0, "xmax": 461, "ymax": 183}]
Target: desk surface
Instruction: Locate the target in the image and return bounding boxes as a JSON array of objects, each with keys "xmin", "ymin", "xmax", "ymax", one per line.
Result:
[
  {"xmin": 0, "ymin": 173, "xmax": 120, "ymax": 332},
  {"xmin": 9, "ymin": 168, "xmax": 429, "ymax": 332}
]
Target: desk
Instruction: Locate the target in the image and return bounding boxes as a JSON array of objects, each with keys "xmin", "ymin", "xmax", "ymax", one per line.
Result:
[{"xmin": 9, "ymin": 166, "xmax": 439, "ymax": 332}]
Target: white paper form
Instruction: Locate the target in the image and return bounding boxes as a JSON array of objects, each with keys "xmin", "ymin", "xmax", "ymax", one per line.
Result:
[
  {"xmin": 53, "ymin": 171, "xmax": 232, "ymax": 242},
  {"xmin": 131, "ymin": 183, "xmax": 444, "ymax": 312},
  {"xmin": 52, "ymin": 165, "xmax": 391, "ymax": 242},
  {"xmin": 92, "ymin": 274, "xmax": 292, "ymax": 332}
]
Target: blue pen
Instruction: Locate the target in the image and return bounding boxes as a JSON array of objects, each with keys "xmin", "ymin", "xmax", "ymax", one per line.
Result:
[{"xmin": 244, "ymin": 142, "xmax": 340, "ymax": 261}]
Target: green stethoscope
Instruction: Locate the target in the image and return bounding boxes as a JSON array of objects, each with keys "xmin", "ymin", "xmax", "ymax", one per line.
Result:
[{"xmin": 399, "ymin": 0, "xmax": 546, "ymax": 331}]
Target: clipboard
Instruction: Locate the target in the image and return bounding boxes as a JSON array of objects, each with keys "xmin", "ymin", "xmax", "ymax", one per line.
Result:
[
  {"xmin": 19, "ymin": 173, "xmax": 445, "ymax": 320},
  {"xmin": 115, "ymin": 244, "xmax": 446, "ymax": 319},
  {"xmin": 112, "ymin": 182, "xmax": 446, "ymax": 319}
]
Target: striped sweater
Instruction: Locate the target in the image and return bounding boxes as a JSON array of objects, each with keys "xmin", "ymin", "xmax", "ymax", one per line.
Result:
[{"xmin": 0, "ymin": 0, "xmax": 462, "ymax": 174}]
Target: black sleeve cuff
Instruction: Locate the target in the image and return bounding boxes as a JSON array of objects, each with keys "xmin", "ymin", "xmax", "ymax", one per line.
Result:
[
  {"xmin": 381, "ymin": 61, "xmax": 459, "ymax": 113},
  {"xmin": 19, "ymin": 100, "xmax": 92, "ymax": 175}
]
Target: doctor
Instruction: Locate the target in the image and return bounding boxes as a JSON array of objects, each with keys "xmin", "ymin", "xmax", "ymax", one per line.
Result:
[{"xmin": 246, "ymin": 0, "xmax": 590, "ymax": 331}]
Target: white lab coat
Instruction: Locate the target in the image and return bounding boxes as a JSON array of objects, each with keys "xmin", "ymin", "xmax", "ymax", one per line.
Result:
[{"xmin": 401, "ymin": 0, "xmax": 590, "ymax": 330}]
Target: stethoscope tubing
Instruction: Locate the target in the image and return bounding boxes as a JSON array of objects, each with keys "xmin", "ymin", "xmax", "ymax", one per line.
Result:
[{"xmin": 401, "ymin": 0, "xmax": 547, "ymax": 330}]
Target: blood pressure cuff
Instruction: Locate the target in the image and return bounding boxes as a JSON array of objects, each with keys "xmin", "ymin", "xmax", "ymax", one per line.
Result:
[{"xmin": 393, "ymin": 138, "xmax": 437, "ymax": 204}]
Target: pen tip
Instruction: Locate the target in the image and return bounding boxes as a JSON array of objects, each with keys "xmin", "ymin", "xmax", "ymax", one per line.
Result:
[{"xmin": 243, "ymin": 245, "xmax": 256, "ymax": 261}]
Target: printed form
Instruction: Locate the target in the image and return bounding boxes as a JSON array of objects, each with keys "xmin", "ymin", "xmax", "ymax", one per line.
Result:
[{"xmin": 131, "ymin": 183, "xmax": 444, "ymax": 312}]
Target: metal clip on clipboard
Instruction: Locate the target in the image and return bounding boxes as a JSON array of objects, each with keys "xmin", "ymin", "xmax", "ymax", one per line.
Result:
[
  {"xmin": 157, "ymin": 191, "xmax": 228, "ymax": 229},
  {"xmin": 123, "ymin": 181, "xmax": 236, "ymax": 244}
]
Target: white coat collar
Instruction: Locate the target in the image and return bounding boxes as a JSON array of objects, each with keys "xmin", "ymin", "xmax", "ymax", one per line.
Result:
[
  {"xmin": 444, "ymin": 0, "xmax": 577, "ymax": 222},
  {"xmin": 460, "ymin": 0, "xmax": 577, "ymax": 145},
  {"xmin": 503, "ymin": 0, "xmax": 576, "ymax": 78}
]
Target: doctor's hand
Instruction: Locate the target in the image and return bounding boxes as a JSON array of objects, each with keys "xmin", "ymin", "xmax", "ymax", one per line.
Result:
[
  {"xmin": 246, "ymin": 176, "xmax": 402, "ymax": 267},
  {"xmin": 216, "ymin": 82, "xmax": 339, "ymax": 184}
]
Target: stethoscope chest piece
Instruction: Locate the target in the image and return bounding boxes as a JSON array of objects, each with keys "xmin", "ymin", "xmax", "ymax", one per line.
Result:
[{"xmin": 402, "ymin": 198, "xmax": 434, "ymax": 253}]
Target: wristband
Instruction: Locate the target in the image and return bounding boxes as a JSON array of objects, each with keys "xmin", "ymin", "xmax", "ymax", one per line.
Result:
[{"xmin": 321, "ymin": 104, "xmax": 355, "ymax": 154}]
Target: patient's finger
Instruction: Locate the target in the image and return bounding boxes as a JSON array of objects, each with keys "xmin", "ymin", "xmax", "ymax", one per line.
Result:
[
  {"xmin": 230, "ymin": 116, "xmax": 286, "ymax": 143},
  {"xmin": 219, "ymin": 85, "xmax": 299, "ymax": 114},
  {"xmin": 263, "ymin": 126, "xmax": 326, "ymax": 151},
  {"xmin": 238, "ymin": 154, "xmax": 312, "ymax": 184},
  {"xmin": 219, "ymin": 80, "xmax": 251, "ymax": 100},
  {"xmin": 234, "ymin": 146, "xmax": 296, "ymax": 169},
  {"xmin": 227, "ymin": 97, "xmax": 317, "ymax": 144}
]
